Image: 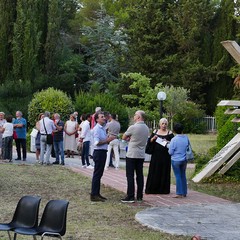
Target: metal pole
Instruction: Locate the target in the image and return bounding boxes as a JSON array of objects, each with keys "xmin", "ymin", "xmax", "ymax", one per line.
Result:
[{"xmin": 160, "ymin": 100, "xmax": 163, "ymax": 118}]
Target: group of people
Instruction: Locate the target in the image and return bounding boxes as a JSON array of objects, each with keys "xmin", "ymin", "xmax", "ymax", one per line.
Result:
[
  {"xmin": 91, "ymin": 109, "xmax": 191, "ymax": 203},
  {"xmin": 0, "ymin": 111, "xmax": 27, "ymax": 162},
  {"xmin": 144, "ymin": 118, "xmax": 190, "ymax": 199},
  {"xmin": 32, "ymin": 107, "xmax": 122, "ymax": 170},
  {"xmin": 0, "ymin": 107, "xmax": 191, "ymax": 202}
]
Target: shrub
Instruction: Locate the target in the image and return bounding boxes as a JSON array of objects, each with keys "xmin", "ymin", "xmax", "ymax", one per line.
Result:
[
  {"xmin": 75, "ymin": 92, "xmax": 129, "ymax": 131},
  {"xmin": 215, "ymin": 106, "xmax": 237, "ymax": 150},
  {"xmin": 28, "ymin": 88, "xmax": 74, "ymax": 127}
]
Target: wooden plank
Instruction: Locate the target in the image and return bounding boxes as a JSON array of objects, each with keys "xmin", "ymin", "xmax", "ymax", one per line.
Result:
[
  {"xmin": 192, "ymin": 133, "xmax": 240, "ymax": 183},
  {"xmin": 231, "ymin": 117, "xmax": 240, "ymax": 123},
  {"xmin": 224, "ymin": 108, "xmax": 240, "ymax": 114},
  {"xmin": 217, "ymin": 100, "xmax": 240, "ymax": 107},
  {"xmin": 221, "ymin": 40, "xmax": 240, "ymax": 64},
  {"xmin": 218, "ymin": 151, "xmax": 240, "ymax": 175}
]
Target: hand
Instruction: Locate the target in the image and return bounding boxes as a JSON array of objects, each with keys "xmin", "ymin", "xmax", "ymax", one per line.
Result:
[
  {"xmin": 107, "ymin": 136, "xmax": 115, "ymax": 143},
  {"xmin": 151, "ymin": 135, "xmax": 157, "ymax": 142}
]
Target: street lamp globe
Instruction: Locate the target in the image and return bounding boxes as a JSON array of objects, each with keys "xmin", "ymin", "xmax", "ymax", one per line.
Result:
[
  {"xmin": 157, "ymin": 91, "xmax": 166, "ymax": 118},
  {"xmin": 157, "ymin": 91, "xmax": 166, "ymax": 101}
]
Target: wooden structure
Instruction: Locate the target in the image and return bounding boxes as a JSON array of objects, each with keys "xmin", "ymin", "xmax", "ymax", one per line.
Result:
[{"xmin": 192, "ymin": 40, "xmax": 240, "ymax": 183}]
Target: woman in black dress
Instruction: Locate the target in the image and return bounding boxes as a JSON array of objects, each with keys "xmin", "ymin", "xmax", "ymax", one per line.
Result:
[{"xmin": 145, "ymin": 118, "xmax": 174, "ymax": 194}]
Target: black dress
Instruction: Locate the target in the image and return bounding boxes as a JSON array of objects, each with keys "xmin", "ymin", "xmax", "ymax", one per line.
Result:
[{"xmin": 145, "ymin": 131, "xmax": 174, "ymax": 194}]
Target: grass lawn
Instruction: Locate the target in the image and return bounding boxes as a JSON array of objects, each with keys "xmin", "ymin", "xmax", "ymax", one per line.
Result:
[
  {"xmin": 0, "ymin": 134, "xmax": 239, "ymax": 239},
  {"xmin": 0, "ymin": 164, "xmax": 189, "ymax": 240}
]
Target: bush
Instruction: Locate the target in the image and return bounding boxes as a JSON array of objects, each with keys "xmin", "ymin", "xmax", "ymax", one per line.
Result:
[
  {"xmin": 215, "ymin": 106, "xmax": 237, "ymax": 150},
  {"xmin": 28, "ymin": 88, "xmax": 74, "ymax": 127},
  {"xmin": 75, "ymin": 92, "xmax": 129, "ymax": 131}
]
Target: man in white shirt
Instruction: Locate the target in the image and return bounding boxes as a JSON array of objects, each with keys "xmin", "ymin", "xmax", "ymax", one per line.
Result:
[
  {"xmin": 39, "ymin": 111, "xmax": 56, "ymax": 165},
  {"xmin": 105, "ymin": 113, "xmax": 121, "ymax": 170},
  {"xmin": 79, "ymin": 113, "xmax": 93, "ymax": 168}
]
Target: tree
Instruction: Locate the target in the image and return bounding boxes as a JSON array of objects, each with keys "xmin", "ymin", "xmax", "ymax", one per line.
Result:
[
  {"xmin": 120, "ymin": 73, "xmax": 203, "ymax": 129},
  {"xmin": 205, "ymin": 0, "xmax": 238, "ymax": 113},
  {"xmin": 80, "ymin": 7, "xmax": 128, "ymax": 88},
  {"xmin": 0, "ymin": 0, "xmax": 16, "ymax": 82}
]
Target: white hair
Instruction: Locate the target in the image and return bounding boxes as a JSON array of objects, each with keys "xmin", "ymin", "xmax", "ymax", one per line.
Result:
[
  {"xmin": 159, "ymin": 118, "xmax": 168, "ymax": 125},
  {"xmin": 95, "ymin": 107, "xmax": 101, "ymax": 113}
]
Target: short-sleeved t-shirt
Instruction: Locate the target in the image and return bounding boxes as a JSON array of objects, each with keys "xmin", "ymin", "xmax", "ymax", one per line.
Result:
[
  {"xmin": 124, "ymin": 121, "xmax": 149, "ymax": 159},
  {"xmin": 13, "ymin": 117, "xmax": 27, "ymax": 139},
  {"xmin": 2, "ymin": 122, "xmax": 14, "ymax": 138},
  {"xmin": 53, "ymin": 120, "xmax": 64, "ymax": 142}
]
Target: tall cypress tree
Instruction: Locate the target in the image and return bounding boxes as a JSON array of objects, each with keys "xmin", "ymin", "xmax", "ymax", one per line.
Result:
[
  {"xmin": 44, "ymin": 0, "xmax": 62, "ymax": 74},
  {"xmin": 0, "ymin": 0, "xmax": 16, "ymax": 82}
]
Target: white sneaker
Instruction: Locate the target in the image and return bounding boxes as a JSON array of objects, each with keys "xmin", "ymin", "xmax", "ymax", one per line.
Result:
[
  {"xmin": 82, "ymin": 165, "xmax": 86, "ymax": 168},
  {"xmin": 87, "ymin": 165, "xmax": 94, "ymax": 169}
]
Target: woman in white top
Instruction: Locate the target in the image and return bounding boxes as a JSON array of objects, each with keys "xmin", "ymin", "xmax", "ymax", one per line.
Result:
[
  {"xmin": 0, "ymin": 112, "xmax": 6, "ymax": 159},
  {"xmin": 0, "ymin": 115, "xmax": 14, "ymax": 162},
  {"xmin": 64, "ymin": 114, "xmax": 78, "ymax": 158}
]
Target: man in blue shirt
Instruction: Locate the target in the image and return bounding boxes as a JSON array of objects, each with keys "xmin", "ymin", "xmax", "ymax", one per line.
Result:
[
  {"xmin": 13, "ymin": 111, "xmax": 27, "ymax": 161},
  {"xmin": 90, "ymin": 112, "xmax": 114, "ymax": 202}
]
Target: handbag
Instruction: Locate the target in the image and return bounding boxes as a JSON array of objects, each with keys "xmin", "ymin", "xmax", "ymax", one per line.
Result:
[
  {"xmin": 186, "ymin": 138, "xmax": 194, "ymax": 161},
  {"xmin": 43, "ymin": 118, "xmax": 53, "ymax": 145},
  {"xmin": 30, "ymin": 128, "xmax": 39, "ymax": 138},
  {"xmin": 145, "ymin": 130, "xmax": 157, "ymax": 154},
  {"xmin": 46, "ymin": 134, "xmax": 53, "ymax": 144},
  {"xmin": 13, "ymin": 130, "xmax": 18, "ymax": 140}
]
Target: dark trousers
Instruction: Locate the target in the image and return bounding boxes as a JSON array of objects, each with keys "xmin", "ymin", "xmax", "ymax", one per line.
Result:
[
  {"xmin": 81, "ymin": 141, "xmax": 90, "ymax": 166},
  {"xmin": 91, "ymin": 149, "xmax": 107, "ymax": 196},
  {"xmin": 15, "ymin": 138, "xmax": 26, "ymax": 160},
  {"xmin": 126, "ymin": 157, "xmax": 144, "ymax": 199},
  {"xmin": 2, "ymin": 136, "xmax": 13, "ymax": 160}
]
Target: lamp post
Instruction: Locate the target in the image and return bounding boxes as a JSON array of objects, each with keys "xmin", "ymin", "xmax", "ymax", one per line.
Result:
[{"xmin": 157, "ymin": 91, "xmax": 166, "ymax": 118}]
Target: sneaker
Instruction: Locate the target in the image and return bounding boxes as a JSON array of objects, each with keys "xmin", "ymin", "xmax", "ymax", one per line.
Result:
[
  {"xmin": 121, "ymin": 196, "xmax": 135, "ymax": 203},
  {"xmin": 60, "ymin": 162, "xmax": 65, "ymax": 165},
  {"xmin": 82, "ymin": 165, "xmax": 86, "ymax": 168},
  {"xmin": 137, "ymin": 198, "xmax": 143, "ymax": 202},
  {"xmin": 87, "ymin": 165, "xmax": 94, "ymax": 169}
]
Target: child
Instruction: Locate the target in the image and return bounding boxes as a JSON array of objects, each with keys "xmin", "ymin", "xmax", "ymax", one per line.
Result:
[{"xmin": 1, "ymin": 115, "xmax": 14, "ymax": 162}]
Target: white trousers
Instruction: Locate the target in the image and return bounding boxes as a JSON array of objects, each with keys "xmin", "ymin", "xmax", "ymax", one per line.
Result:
[{"xmin": 105, "ymin": 139, "xmax": 120, "ymax": 168}]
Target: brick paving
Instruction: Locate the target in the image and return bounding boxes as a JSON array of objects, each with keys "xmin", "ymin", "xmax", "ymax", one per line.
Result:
[{"xmin": 69, "ymin": 163, "xmax": 231, "ymax": 207}]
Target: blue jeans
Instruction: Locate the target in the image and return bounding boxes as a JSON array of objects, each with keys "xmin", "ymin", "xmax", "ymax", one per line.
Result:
[
  {"xmin": 171, "ymin": 160, "xmax": 187, "ymax": 196},
  {"xmin": 53, "ymin": 140, "xmax": 64, "ymax": 163},
  {"xmin": 91, "ymin": 150, "xmax": 107, "ymax": 196},
  {"xmin": 81, "ymin": 141, "xmax": 90, "ymax": 166},
  {"xmin": 126, "ymin": 157, "xmax": 144, "ymax": 199}
]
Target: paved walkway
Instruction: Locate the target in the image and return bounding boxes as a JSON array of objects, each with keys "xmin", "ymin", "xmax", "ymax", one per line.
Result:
[{"xmin": 3, "ymin": 152, "xmax": 240, "ymax": 239}]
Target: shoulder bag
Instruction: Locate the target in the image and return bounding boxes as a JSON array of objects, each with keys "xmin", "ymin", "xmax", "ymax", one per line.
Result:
[{"xmin": 186, "ymin": 138, "xmax": 194, "ymax": 161}]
